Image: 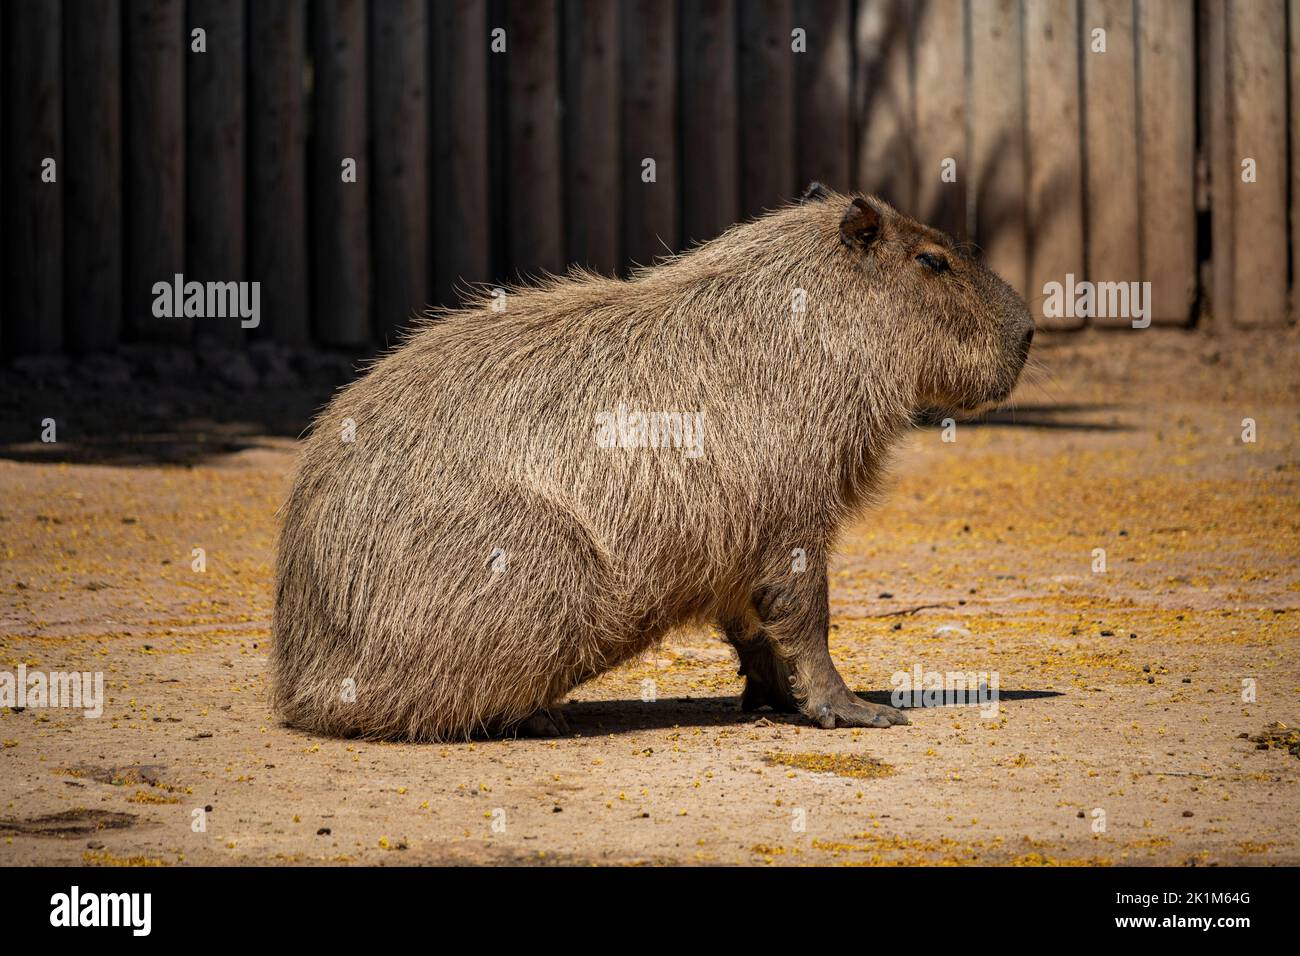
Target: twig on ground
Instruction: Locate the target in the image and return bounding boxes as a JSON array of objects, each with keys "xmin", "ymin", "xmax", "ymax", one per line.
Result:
[{"xmin": 866, "ymin": 603, "xmax": 953, "ymax": 618}]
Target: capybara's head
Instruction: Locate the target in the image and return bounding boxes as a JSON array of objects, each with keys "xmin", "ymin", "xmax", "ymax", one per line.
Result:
[{"xmin": 806, "ymin": 184, "xmax": 1034, "ymax": 413}]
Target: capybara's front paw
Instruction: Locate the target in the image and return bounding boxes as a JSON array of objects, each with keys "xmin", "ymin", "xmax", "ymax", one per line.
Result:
[
  {"xmin": 740, "ymin": 674, "xmax": 799, "ymax": 713},
  {"xmin": 803, "ymin": 696, "xmax": 909, "ymax": 729},
  {"xmin": 514, "ymin": 708, "xmax": 571, "ymax": 738}
]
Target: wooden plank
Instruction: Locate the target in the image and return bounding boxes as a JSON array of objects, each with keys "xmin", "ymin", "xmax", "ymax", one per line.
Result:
[
  {"xmin": 1, "ymin": 8, "xmax": 4, "ymax": 357},
  {"xmin": 969, "ymin": 0, "xmax": 1026, "ymax": 296},
  {"xmin": 794, "ymin": 0, "xmax": 852, "ymax": 193},
  {"xmin": 680, "ymin": 0, "xmax": 739, "ymax": 244},
  {"xmin": 2, "ymin": 0, "xmax": 63, "ymax": 354},
  {"xmin": 738, "ymin": 0, "xmax": 796, "ymax": 215},
  {"xmin": 370, "ymin": 0, "xmax": 430, "ymax": 343},
  {"xmin": 506, "ymin": 0, "xmax": 564, "ymax": 279},
  {"xmin": 64, "ymin": 0, "xmax": 122, "ymax": 353},
  {"xmin": 1024, "ymin": 0, "xmax": 1085, "ymax": 329},
  {"xmin": 249, "ymin": 0, "xmax": 309, "ymax": 345},
  {"xmin": 1137, "ymin": 0, "xmax": 1197, "ymax": 325},
  {"xmin": 1082, "ymin": 0, "xmax": 1139, "ymax": 327},
  {"xmin": 432, "ymin": 0, "xmax": 491, "ymax": 307},
  {"xmin": 0, "ymin": 9, "xmax": 4, "ymax": 357},
  {"xmin": 488, "ymin": 0, "xmax": 508, "ymax": 285},
  {"xmin": 125, "ymin": 0, "xmax": 186, "ymax": 344},
  {"xmin": 621, "ymin": 0, "xmax": 677, "ymax": 269},
  {"xmin": 1292, "ymin": 0, "xmax": 1300, "ymax": 324},
  {"xmin": 311, "ymin": 0, "xmax": 370, "ymax": 347},
  {"xmin": 913, "ymin": 0, "xmax": 966, "ymax": 239},
  {"xmin": 1205, "ymin": 0, "xmax": 1233, "ymax": 326},
  {"xmin": 1227, "ymin": 0, "xmax": 1288, "ymax": 326},
  {"xmin": 563, "ymin": 0, "xmax": 621, "ymax": 270},
  {"xmin": 186, "ymin": 0, "xmax": 245, "ymax": 345},
  {"xmin": 853, "ymin": 0, "xmax": 914, "ymax": 212}
]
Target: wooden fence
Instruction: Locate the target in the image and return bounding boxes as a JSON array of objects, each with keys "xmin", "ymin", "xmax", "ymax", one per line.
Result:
[{"xmin": 1, "ymin": 0, "xmax": 1297, "ymax": 358}]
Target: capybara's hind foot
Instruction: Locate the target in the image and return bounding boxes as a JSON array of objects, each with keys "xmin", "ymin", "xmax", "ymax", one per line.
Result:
[
  {"xmin": 805, "ymin": 694, "xmax": 909, "ymax": 729},
  {"xmin": 514, "ymin": 707, "xmax": 570, "ymax": 738}
]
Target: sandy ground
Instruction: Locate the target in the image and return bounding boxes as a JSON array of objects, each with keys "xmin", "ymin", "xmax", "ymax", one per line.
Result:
[{"xmin": 0, "ymin": 327, "xmax": 1297, "ymax": 866}]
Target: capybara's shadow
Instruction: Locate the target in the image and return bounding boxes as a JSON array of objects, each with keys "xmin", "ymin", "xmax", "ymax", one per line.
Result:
[
  {"xmin": 914, "ymin": 403, "xmax": 1133, "ymax": 432},
  {"xmin": 562, "ymin": 688, "xmax": 1063, "ymax": 736}
]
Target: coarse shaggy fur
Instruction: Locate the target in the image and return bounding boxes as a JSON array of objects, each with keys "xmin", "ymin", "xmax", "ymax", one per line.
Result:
[{"xmin": 271, "ymin": 188, "xmax": 1033, "ymax": 741}]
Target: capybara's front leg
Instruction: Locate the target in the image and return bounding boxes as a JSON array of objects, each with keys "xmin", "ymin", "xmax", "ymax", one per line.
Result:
[
  {"xmin": 755, "ymin": 562, "xmax": 909, "ymax": 730},
  {"xmin": 514, "ymin": 707, "xmax": 571, "ymax": 738},
  {"xmin": 724, "ymin": 617, "xmax": 798, "ymax": 713}
]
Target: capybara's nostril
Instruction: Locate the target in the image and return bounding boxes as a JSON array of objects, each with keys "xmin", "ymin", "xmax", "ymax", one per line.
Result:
[{"xmin": 1021, "ymin": 326, "xmax": 1034, "ymax": 352}]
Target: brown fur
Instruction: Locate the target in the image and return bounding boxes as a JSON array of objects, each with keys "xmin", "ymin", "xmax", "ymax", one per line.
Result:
[{"xmin": 270, "ymin": 188, "xmax": 1033, "ymax": 741}]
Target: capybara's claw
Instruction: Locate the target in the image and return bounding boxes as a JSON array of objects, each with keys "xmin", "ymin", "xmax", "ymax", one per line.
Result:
[{"xmin": 807, "ymin": 697, "xmax": 909, "ymax": 729}]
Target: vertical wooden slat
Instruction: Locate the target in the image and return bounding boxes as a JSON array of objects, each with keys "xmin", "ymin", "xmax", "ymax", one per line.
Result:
[
  {"xmin": 249, "ymin": 0, "xmax": 309, "ymax": 344},
  {"xmin": 913, "ymin": 0, "xmax": 966, "ymax": 238},
  {"xmin": 312, "ymin": 0, "xmax": 370, "ymax": 346},
  {"xmin": 371, "ymin": 0, "xmax": 430, "ymax": 342},
  {"xmin": 65, "ymin": 0, "xmax": 122, "ymax": 353},
  {"xmin": 432, "ymin": 0, "xmax": 491, "ymax": 307},
  {"xmin": 1082, "ymin": 0, "xmax": 1139, "ymax": 327},
  {"xmin": 1227, "ymin": 0, "xmax": 1288, "ymax": 326},
  {"xmin": 1206, "ymin": 0, "xmax": 1233, "ymax": 325},
  {"xmin": 564, "ymin": 0, "xmax": 621, "ymax": 271},
  {"xmin": 1137, "ymin": 0, "xmax": 1196, "ymax": 325},
  {"xmin": 621, "ymin": 0, "xmax": 677, "ymax": 269},
  {"xmin": 0, "ymin": 9, "xmax": 4, "ymax": 358},
  {"xmin": 1291, "ymin": 0, "xmax": 1300, "ymax": 324},
  {"xmin": 739, "ymin": 0, "xmax": 796, "ymax": 215},
  {"xmin": 1025, "ymin": 0, "xmax": 1085, "ymax": 329},
  {"xmin": 795, "ymin": 0, "xmax": 852, "ymax": 192},
  {"xmin": 854, "ymin": 0, "xmax": 914, "ymax": 212},
  {"xmin": 3, "ymin": 0, "xmax": 63, "ymax": 354},
  {"xmin": 970, "ymin": 0, "xmax": 1026, "ymax": 296},
  {"xmin": 505, "ymin": 0, "xmax": 564, "ymax": 279},
  {"xmin": 187, "ymin": 0, "xmax": 245, "ymax": 345},
  {"xmin": 126, "ymin": 0, "xmax": 185, "ymax": 344},
  {"xmin": 680, "ymin": 0, "xmax": 739, "ymax": 245},
  {"xmin": 488, "ymin": 0, "xmax": 509, "ymax": 284}
]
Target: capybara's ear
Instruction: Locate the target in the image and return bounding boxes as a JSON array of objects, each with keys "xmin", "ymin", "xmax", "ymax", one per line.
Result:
[
  {"xmin": 800, "ymin": 181, "xmax": 831, "ymax": 203},
  {"xmin": 839, "ymin": 196, "xmax": 882, "ymax": 249}
]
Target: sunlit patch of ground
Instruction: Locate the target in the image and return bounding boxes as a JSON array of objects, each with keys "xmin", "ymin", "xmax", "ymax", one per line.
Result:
[{"xmin": 0, "ymin": 329, "xmax": 1297, "ymax": 865}]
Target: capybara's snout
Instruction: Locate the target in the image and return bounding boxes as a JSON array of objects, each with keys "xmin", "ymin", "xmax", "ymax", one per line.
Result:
[{"xmin": 990, "ymin": 277, "xmax": 1036, "ymax": 400}]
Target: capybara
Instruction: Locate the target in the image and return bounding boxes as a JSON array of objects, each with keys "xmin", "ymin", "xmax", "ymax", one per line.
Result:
[{"xmin": 271, "ymin": 184, "xmax": 1034, "ymax": 741}]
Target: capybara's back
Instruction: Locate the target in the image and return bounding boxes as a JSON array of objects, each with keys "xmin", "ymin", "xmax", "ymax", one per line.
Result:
[{"xmin": 272, "ymin": 187, "xmax": 1034, "ymax": 740}]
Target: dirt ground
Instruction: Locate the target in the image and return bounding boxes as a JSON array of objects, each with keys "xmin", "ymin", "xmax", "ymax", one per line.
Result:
[{"xmin": 1, "ymin": 327, "xmax": 1297, "ymax": 866}]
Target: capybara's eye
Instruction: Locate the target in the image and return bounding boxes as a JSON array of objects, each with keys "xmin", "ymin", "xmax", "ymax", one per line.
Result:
[{"xmin": 917, "ymin": 252, "xmax": 950, "ymax": 274}]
